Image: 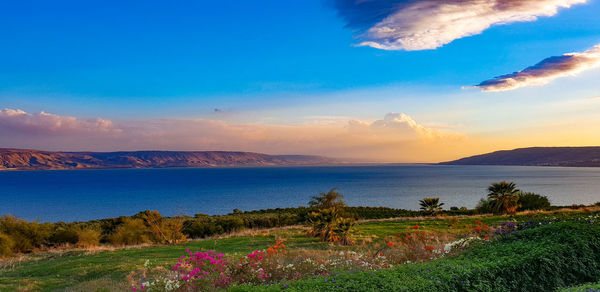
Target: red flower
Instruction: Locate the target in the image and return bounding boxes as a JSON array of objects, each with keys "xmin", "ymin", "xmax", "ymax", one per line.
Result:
[
  {"xmin": 484, "ymin": 237, "xmax": 489, "ymax": 241},
  {"xmin": 387, "ymin": 242, "xmax": 394, "ymax": 247},
  {"xmin": 412, "ymin": 225, "xmax": 420, "ymax": 229},
  {"xmin": 379, "ymin": 252, "xmax": 383, "ymax": 256}
]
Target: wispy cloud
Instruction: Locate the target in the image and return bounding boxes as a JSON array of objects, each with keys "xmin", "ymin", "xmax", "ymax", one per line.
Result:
[
  {"xmin": 333, "ymin": 0, "xmax": 585, "ymax": 51},
  {"xmin": 472, "ymin": 44, "xmax": 600, "ymax": 92},
  {"xmin": 0, "ymin": 109, "xmax": 466, "ymax": 162}
]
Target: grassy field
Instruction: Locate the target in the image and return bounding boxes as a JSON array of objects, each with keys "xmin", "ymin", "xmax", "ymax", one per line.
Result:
[{"xmin": 0, "ymin": 211, "xmax": 597, "ymax": 291}]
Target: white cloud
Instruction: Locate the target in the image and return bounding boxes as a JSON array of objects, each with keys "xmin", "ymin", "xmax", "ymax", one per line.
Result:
[
  {"xmin": 472, "ymin": 44, "xmax": 600, "ymax": 92},
  {"xmin": 352, "ymin": 0, "xmax": 585, "ymax": 51}
]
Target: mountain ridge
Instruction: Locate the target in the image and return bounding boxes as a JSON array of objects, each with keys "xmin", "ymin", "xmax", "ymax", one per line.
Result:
[
  {"xmin": 0, "ymin": 148, "xmax": 341, "ymax": 170},
  {"xmin": 440, "ymin": 147, "xmax": 600, "ymax": 167}
]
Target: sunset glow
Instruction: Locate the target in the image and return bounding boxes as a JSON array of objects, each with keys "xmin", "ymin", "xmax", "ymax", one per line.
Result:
[{"xmin": 1, "ymin": 0, "xmax": 599, "ymax": 162}]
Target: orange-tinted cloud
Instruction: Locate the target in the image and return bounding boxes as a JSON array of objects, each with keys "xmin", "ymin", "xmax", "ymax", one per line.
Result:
[
  {"xmin": 0, "ymin": 108, "xmax": 120, "ymax": 135},
  {"xmin": 0, "ymin": 109, "xmax": 467, "ymax": 162}
]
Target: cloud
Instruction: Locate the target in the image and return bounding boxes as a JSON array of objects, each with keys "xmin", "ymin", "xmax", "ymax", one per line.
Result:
[
  {"xmin": 0, "ymin": 109, "xmax": 466, "ymax": 162},
  {"xmin": 333, "ymin": 0, "xmax": 585, "ymax": 51},
  {"xmin": 347, "ymin": 113, "xmax": 447, "ymax": 139},
  {"xmin": 0, "ymin": 108, "xmax": 120, "ymax": 135},
  {"xmin": 472, "ymin": 44, "xmax": 600, "ymax": 92}
]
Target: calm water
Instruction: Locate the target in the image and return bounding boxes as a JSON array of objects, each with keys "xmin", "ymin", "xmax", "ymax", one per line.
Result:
[{"xmin": 1, "ymin": 164, "xmax": 600, "ymax": 222}]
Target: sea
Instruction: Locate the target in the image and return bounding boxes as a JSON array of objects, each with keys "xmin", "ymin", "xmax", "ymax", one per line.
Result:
[{"xmin": 1, "ymin": 164, "xmax": 600, "ymax": 222}]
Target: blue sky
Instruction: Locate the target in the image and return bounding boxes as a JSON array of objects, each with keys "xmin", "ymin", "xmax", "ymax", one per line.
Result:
[{"xmin": 1, "ymin": 0, "xmax": 600, "ymax": 161}]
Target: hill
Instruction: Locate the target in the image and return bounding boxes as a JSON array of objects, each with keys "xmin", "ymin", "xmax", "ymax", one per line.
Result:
[
  {"xmin": 0, "ymin": 148, "xmax": 339, "ymax": 170},
  {"xmin": 440, "ymin": 147, "xmax": 600, "ymax": 167}
]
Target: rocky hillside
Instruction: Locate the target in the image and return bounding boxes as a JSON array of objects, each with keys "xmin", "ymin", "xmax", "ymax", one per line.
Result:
[
  {"xmin": 0, "ymin": 148, "xmax": 339, "ymax": 170},
  {"xmin": 440, "ymin": 147, "xmax": 600, "ymax": 167}
]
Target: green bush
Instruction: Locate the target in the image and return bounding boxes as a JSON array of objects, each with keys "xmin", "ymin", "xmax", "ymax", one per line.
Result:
[
  {"xmin": 232, "ymin": 220, "xmax": 600, "ymax": 291},
  {"xmin": 517, "ymin": 192, "xmax": 551, "ymax": 211},
  {"xmin": 475, "ymin": 198, "xmax": 494, "ymax": 214}
]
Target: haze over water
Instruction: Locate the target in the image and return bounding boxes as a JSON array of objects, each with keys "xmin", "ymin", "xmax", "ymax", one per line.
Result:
[{"xmin": 2, "ymin": 165, "xmax": 600, "ymax": 222}]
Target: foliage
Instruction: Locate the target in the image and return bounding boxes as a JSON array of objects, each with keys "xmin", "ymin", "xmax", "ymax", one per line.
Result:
[
  {"xmin": 487, "ymin": 181, "xmax": 521, "ymax": 214},
  {"xmin": 559, "ymin": 281, "xmax": 600, "ymax": 292},
  {"xmin": 0, "ymin": 215, "xmax": 51, "ymax": 253},
  {"xmin": 309, "ymin": 188, "xmax": 346, "ymax": 209},
  {"xmin": 419, "ymin": 197, "xmax": 444, "ymax": 215},
  {"xmin": 48, "ymin": 226, "xmax": 79, "ymax": 246},
  {"xmin": 307, "ymin": 190, "xmax": 355, "ymax": 245},
  {"xmin": 2, "ymin": 210, "xmax": 598, "ymax": 291},
  {"xmin": 235, "ymin": 217, "xmax": 600, "ymax": 291},
  {"xmin": 517, "ymin": 191, "xmax": 551, "ymax": 211},
  {"xmin": 0, "ymin": 232, "xmax": 14, "ymax": 256},
  {"xmin": 307, "ymin": 208, "xmax": 355, "ymax": 245},
  {"xmin": 107, "ymin": 218, "xmax": 151, "ymax": 246},
  {"xmin": 475, "ymin": 198, "xmax": 494, "ymax": 214},
  {"xmin": 137, "ymin": 210, "xmax": 187, "ymax": 245},
  {"xmin": 76, "ymin": 228, "xmax": 101, "ymax": 248}
]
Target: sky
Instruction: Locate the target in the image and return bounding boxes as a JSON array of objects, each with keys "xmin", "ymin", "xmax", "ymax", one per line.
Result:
[{"xmin": 1, "ymin": 0, "xmax": 599, "ymax": 162}]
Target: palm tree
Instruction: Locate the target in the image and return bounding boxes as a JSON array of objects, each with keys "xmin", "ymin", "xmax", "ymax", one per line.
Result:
[
  {"xmin": 307, "ymin": 188, "xmax": 354, "ymax": 245},
  {"xmin": 309, "ymin": 188, "xmax": 346, "ymax": 209},
  {"xmin": 487, "ymin": 181, "xmax": 520, "ymax": 214},
  {"xmin": 419, "ymin": 197, "xmax": 444, "ymax": 215}
]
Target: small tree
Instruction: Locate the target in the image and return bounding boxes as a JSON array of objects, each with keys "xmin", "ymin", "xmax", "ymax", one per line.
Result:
[
  {"xmin": 309, "ymin": 188, "xmax": 346, "ymax": 209},
  {"xmin": 307, "ymin": 188, "xmax": 354, "ymax": 245},
  {"xmin": 419, "ymin": 197, "xmax": 444, "ymax": 215},
  {"xmin": 487, "ymin": 181, "xmax": 520, "ymax": 214},
  {"xmin": 135, "ymin": 210, "xmax": 187, "ymax": 245},
  {"xmin": 517, "ymin": 192, "xmax": 551, "ymax": 211}
]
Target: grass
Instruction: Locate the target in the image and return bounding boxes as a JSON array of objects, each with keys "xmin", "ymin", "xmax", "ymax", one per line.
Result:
[
  {"xmin": 233, "ymin": 217, "xmax": 600, "ymax": 291},
  {"xmin": 0, "ymin": 233, "xmax": 319, "ymax": 291},
  {"xmin": 560, "ymin": 282, "xmax": 600, "ymax": 292},
  {"xmin": 1, "ymin": 210, "xmax": 598, "ymax": 291}
]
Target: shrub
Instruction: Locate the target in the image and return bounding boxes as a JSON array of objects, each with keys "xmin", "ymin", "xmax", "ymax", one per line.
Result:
[
  {"xmin": 0, "ymin": 215, "xmax": 51, "ymax": 253},
  {"xmin": 183, "ymin": 219, "xmax": 224, "ymax": 238},
  {"xmin": 0, "ymin": 232, "xmax": 14, "ymax": 256},
  {"xmin": 77, "ymin": 229, "xmax": 101, "ymax": 248},
  {"xmin": 475, "ymin": 198, "xmax": 494, "ymax": 214},
  {"xmin": 136, "ymin": 210, "xmax": 186, "ymax": 245},
  {"xmin": 107, "ymin": 218, "xmax": 150, "ymax": 246},
  {"xmin": 49, "ymin": 226, "xmax": 79, "ymax": 245},
  {"xmin": 517, "ymin": 192, "xmax": 551, "ymax": 211},
  {"xmin": 156, "ymin": 218, "xmax": 187, "ymax": 244}
]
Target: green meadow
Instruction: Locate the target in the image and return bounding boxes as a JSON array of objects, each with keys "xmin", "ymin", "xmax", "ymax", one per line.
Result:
[{"xmin": 2, "ymin": 210, "xmax": 600, "ymax": 291}]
